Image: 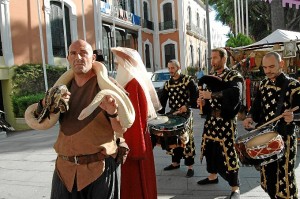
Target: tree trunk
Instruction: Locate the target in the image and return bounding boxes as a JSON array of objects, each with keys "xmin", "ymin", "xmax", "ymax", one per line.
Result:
[{"xmin": 271, "ymin": 0, "xmax": 285, "ymax": 31}]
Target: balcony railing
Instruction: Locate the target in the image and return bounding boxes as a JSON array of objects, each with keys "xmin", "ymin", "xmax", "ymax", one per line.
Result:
[
  {"xmin": 142, "ymin": 19, "xmax": 154, "ymax": 30},
  {"xmin": 159, "ymin": 20, "xmax": 177, "ymax": 31},
  {"xmin": 100, "ymin": 1, "xmax": 141, "ymax": 26},
  {"xmin": 186, "ymin": 23, "xmax": 205, "ymax": 38}
]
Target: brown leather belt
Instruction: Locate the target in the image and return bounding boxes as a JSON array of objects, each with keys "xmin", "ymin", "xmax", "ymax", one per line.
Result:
[
  {"xmin": 58, "ymin": 152, "xmax": 107, "ymax": 165},
  {"xmin": 210, "ymin": 109, "xmax": 221, "ymax": 118}
]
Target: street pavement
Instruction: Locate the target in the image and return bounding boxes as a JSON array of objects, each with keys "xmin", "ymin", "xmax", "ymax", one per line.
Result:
[{"xmin": 0, "ymin": 109, "xmax": 299, "ymax": 199}]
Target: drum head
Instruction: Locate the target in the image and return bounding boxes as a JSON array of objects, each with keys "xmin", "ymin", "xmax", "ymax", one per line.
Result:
[
  {"xmin": 148, "ymin": 115, "xmax": 186, "ymax": 130},
  {"xmin": 148, "ymin": 116, "xmax": 169, "ymax": 125},
  {"xmin": 246, "ymin": 131, "xmax": 278, "ymax": 148}
]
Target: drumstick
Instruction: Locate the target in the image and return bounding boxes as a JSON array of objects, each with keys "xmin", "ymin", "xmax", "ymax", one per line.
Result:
[
  {"xmin": 198, "ymin": 86, "xmax": 203, "ymax": 115},
  {"xmin": 250, "ymin": 106, "xmax": 299, "ymax": 133}
]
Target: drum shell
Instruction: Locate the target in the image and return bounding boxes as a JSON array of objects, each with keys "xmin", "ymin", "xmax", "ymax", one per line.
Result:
[
  {"xmin": 235, "ymin": 128, "xmax": 285, "ymax": 166},
  {"xmin": 149, "ymin": 112, "xmax": 191, "ymax": 150}
]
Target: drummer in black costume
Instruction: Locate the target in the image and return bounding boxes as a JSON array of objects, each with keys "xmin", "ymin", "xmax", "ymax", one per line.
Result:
[
  {"xmin": 157, "ymin": 59, "xmax": 198, "ymax": 178},
  {"xmin": 243, "ymin": 51, "xmax": 300, "ymax": 199},
  {"xmin": 197, "ymin": 48, "xmax": 243, "ymax": 199}
]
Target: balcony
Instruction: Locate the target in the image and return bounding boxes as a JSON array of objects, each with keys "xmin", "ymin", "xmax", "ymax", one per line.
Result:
[
  {"xmin": 159, "ymin": 20, "xmax": 177, "ymax": 31},
  {"xmin": 100, "ymin": 1, "xmax": 141, "ymax": 26},
  {"xmin": 142, "ymin": 19, "xmax": 154, "ymax": 30},
  {"xmin": 186, "ymin": 23, "xmax": 206, "ymax": 39}
]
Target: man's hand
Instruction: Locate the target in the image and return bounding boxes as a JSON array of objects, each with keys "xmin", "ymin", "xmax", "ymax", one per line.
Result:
[
  {"xmin": 282, "ymin": 109, "xmax": 294, "ymax": 124},
  {"xmin": 199, "ymin": 90, "xmax": 212, "ymax": 100},
  {"xmin": 173, "ymin": 105, "xmax": 188, "ymax": 115},
  {"xmin": 99, "ymin": 95, "xmax": 118, "ymax": 115},
  {"xmin": 197, "ymin": 97, "xmax": 205, "ymax": 107},
  {"xmin": 178, "ymin": 105, "xmax": 188, "ymax": 113}
]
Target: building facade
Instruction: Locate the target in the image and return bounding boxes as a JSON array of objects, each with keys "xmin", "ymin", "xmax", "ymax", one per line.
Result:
[{"xmin": 0, "ymin": 0, "xmax": 217, "ymax": 129}]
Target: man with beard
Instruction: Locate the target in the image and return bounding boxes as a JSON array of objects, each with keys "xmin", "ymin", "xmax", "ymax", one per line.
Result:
[
  {"xmin": 157, "ymin": 59, "xmax": 198, "ymax": 178},
  {"xmin": 243, "ymin": 51, "xmax": 300, "ymax": 199},
  {"xmin": 197, "ymin": 48, "xmax": 243, "ymax": 199}
]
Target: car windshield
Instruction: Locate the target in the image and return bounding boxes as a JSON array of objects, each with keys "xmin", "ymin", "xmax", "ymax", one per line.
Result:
[{"xmin": 151, "ymin": 72, "xmax": 170, "ymax": 82}]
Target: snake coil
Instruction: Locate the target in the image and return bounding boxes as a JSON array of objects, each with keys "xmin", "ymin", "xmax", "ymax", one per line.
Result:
[{"xmin": 25, "ymin": 62, "xmax": 135, "ymax": 130}]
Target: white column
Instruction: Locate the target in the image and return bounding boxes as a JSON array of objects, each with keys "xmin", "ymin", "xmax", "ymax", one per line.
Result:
[
  {"xmin": 138, "ymin": 28, "xmax": 142, "ymax": 56},
  {"xmin": 237, "ymin": 0, "xmax": 241, "ymax": 34},
  {"xmin": 61, "ymin": 0, "xmax": 69, "ymax": 69},
  {"xmin": 234, "ymin": 0, "xmax": 238, "ymax": 35},
  {"xmin": 43, "ymin": 3, "xmax": 54, "ymax": 65},
  {"xmin": 81, "ymin": 0, "xmax": 86, "ymax": 41},
  {"xmin": 136, "ymin": 0, "xmax": 140, "ymax": 16},
  {"xmin": 0, "ymin": 0, "xmax": 14, "ymax": 66},
  {"xmin": 93, "ymin": 0, "xmax": 102, "ymax": 49},
  {"xmin": 36, "ymin": 0, "xmax": 48, "ymax": 91},
  {"xmin": 241, "ymin": 0, "xmax": 244, "ymax": 34},
  {"xmin": 246, "ymin": 0, "xmax": 249, "ymax": 36},
  {"xmin": 178, "ymin": 0, "xmax": 186, "ymax": 71},
  {"xmin": 112, "ymin": 0, "xmax": 116, "ymax": 47},
  {"xmin": 152, "ymin": 0, "xmax": 160, "ymax": 71}
]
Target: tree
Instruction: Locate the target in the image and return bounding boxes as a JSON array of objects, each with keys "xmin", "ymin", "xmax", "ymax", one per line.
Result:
[
  {"xmin": 225, "ymin": 33, "xmax": 254, "ymax": 48},
  {"xmin": 208, "ymin": 0, "xmax": 300, "ymax": 41}
]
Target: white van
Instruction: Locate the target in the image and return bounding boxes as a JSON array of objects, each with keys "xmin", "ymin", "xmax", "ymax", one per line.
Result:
[{"xmin": 151, "ymin": 69, "xmax": 170, "ymax": 97}]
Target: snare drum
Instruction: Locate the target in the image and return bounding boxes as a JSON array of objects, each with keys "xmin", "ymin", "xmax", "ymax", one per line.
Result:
[
  {"xmin": 148, "ymin": 112, "xmax": 191, "ymax": 150},
  {"xmin": 235, "ymin": 127, "xmax": 284, "ymax": 166}
]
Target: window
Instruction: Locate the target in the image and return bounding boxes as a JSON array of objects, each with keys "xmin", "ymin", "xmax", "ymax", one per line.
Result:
[
  {"xmin": 164, "ymin": 44, "xmax": 175, "ymax": 67},
  {"xmin": 190, "ymin": 45, "xmax": 194, "ymax": 67},
  {"xmin": 118, "ymin": 0, "xmax": 126, "ymax": 10},
  {"xmin": 50, "ymin": 1, "xmax": 71, "ymax": 57},
  {"xmin": 143, "ymin": 1, "xmax": 148, "ymax": 20},
  {"xmin": 0, "ymin": 27, "xmax": 2, "ymax": 56},
  {"xmin": 145, "ymin": 44, "xmax": 151, "ymax": 68},
  {"xmin": 187, "ymin": 6, "xmax": 191, "ymax": 25},
  {"xmin": 197, "ymin": 13, "xmax": 200, "ymax": 27},
  {"xmin": 198, "ymin": 47, "xmax": 201, "ymax": 67},
  {"xmin": 125, "ymin": 33, "xmax": 137, "ymax": 49},
  {"xmin": 102, "ymin": 26, "xmax": 111, "ymax": 68},
  {"xmin": 128, "ymin": 0, "xmax": 135, "ymax": 13},
  {"xmin": 116, "ymin": 29, "xmax": 126, "ymax": 47},
  {"xmin": 203, "ymin": 18, "xmax": 207, "ymax": 37},
  {"xmin": 163, "ymin": 3, "xmax": 172, "ymax": 22}
]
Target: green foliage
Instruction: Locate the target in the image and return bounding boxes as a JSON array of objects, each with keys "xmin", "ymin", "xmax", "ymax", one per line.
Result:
[
  {"xmin": 12, "ymin": 93, "xmax": 45, "ymax": 118},
  {"xmin": 186, "ymin": 66, "xmax": 198, "ymax": 76},
  {"xmin": 11, "ymin": 63, "xmax": 67, "ymax": 117},
  {"xmin": 208, "ymin": 0, "xmax": 271, "ymax": 41},
  {"xmin": 225, "ymin": 33, "xmax": 254, "ymax": 48},
  {"xmin": 12, "ymin": 63, "xmax": 67, "ymax": 97}
]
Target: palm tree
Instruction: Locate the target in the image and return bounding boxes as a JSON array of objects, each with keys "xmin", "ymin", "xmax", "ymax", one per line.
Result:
[{"xmin": 208, "ymin": 0, "xmax": 300, "ymax": 41}]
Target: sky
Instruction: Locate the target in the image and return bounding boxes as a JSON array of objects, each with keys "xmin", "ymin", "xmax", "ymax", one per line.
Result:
[{"xmin": 210, "ymin": 10, "xmax": 230, "ymax": 46}]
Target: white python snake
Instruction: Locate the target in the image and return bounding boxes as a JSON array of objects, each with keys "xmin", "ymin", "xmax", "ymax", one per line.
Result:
[{"xmin": 25, "ymin": 62, "xmax": 135, "ymax": 130}]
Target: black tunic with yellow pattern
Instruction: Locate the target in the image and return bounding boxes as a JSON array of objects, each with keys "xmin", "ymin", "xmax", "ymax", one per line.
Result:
[
  {"xmin": 200, "ymin": 68, "xmax": 243, "ymax": 172},
  {"xmin": 158, "ymin": 74, "xmax": 198, "ymax": 157},
  {"xmin": 249, "ymin": 73, "xmax": 300, "ymax": 199}
]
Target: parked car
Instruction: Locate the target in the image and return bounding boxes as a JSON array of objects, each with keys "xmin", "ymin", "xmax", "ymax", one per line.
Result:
[{"xmin": 151, "ymin": 69, "xmax": 170, "ymax": 97}]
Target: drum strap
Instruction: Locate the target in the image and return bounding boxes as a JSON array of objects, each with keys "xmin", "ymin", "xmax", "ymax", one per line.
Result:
[{"xmin": 275, "ymin": 78, "xmax": 289, "ymax": 117}]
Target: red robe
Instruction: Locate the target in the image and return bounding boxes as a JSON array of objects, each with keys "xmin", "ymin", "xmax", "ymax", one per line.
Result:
[{"xmin": 120, "ymin": 78, "xmax": 157, "ymax": 199}]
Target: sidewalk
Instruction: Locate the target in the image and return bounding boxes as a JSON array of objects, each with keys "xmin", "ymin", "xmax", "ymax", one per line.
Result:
[{"xmin": 0, "ymin": 110, "xmax": 299, "ymax": 199}]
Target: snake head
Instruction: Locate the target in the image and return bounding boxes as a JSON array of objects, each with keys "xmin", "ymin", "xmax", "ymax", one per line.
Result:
[{"xmin": 36, "ymin": 85, "xmax": 70, "ymax": 123}]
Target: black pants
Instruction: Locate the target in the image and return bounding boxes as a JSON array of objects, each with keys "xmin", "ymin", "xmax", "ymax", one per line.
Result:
[
  {"xmin": 171, "ymin": 147, "xmax": 194, "ymax": 166},
  {"xmin": 205, "ymin": 141, "xmax": 239, "ymax": 187},
  {"xmin": 51, "ymin": 157, "xmax": 119, "ymax": 199}
]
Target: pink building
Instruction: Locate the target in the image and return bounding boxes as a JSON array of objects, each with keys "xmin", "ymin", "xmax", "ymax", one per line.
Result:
[{"xmin": 0, "ymin": 0, "xmax": 210, "ymax": 130}]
